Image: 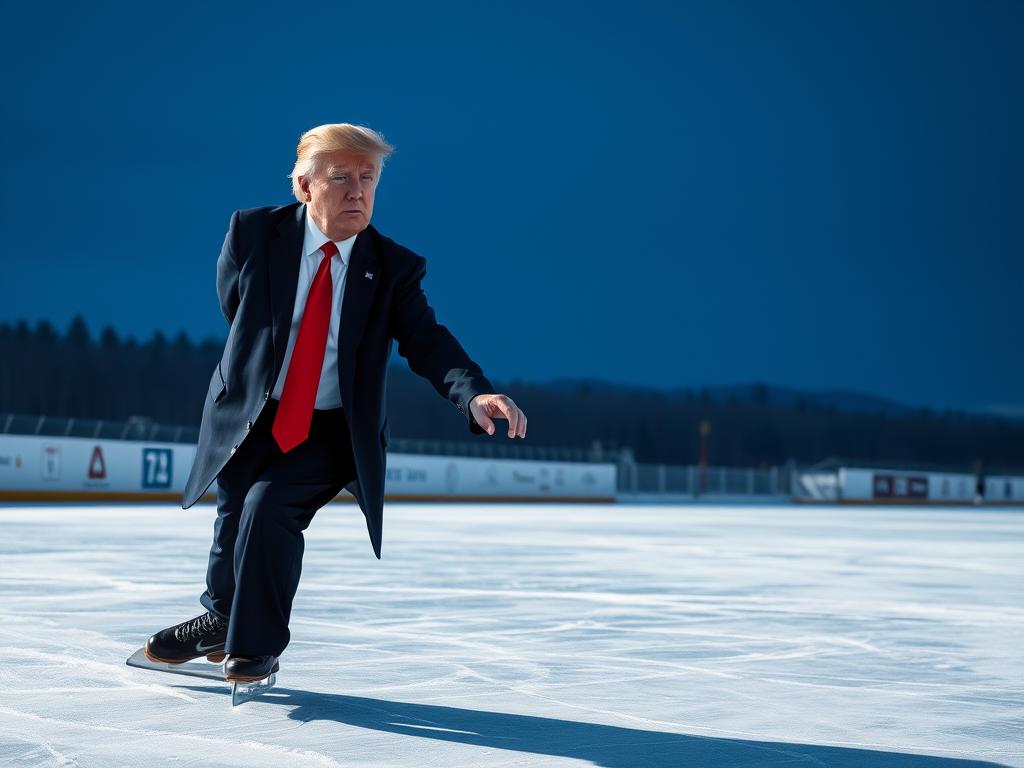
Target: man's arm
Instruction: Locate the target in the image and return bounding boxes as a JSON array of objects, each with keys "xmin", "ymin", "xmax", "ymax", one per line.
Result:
[
  {"xmin": 216, "ymin": 210, "xmax": 241, "ymax": 326},
  {"xmin": 389, "ymin": 254, "xmax": 496, "ymax": 434}
]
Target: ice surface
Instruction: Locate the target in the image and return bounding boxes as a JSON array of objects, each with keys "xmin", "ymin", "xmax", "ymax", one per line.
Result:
[{"xmin": 0, "ymin": 501, "xmax": 1020, "ymax": 767}]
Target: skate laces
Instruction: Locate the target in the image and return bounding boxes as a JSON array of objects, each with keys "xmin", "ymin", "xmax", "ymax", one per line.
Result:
[{"xmin": 174, "ymin": 611, "xmax": 226, "ymax": 642}]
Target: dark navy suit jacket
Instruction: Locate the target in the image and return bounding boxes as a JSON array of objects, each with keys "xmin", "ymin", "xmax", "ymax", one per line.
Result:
[{"xmin": 181, "ymin": 201, "xmax": 496, "ymax": 558}]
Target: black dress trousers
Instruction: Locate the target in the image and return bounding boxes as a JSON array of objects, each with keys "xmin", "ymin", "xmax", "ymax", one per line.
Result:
[{"xmin": 199, "ymin": 397, "xmax": 356, "ymax": 657}]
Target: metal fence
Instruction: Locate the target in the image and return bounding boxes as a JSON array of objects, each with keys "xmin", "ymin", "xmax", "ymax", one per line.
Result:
[
  {"xmin": 1, "ymin": 411, "xmax": 789, "ymax": 497},
  {"xmin": 620, "ymin": 461, "xmax": 786, "ymax": 497},
  {"xmin": 0, "ymin": 412, "xmax": 198, "ymax": 444},
  {"xmin": 0, "ymin": 412, "xmax": 616, "ymax": 464},
  {"xmin": 388, "ymin": 436, "xmax": 607, "ymax": 463}
]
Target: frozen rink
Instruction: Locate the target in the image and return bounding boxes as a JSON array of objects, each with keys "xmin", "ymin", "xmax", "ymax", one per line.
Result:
[{"xmin": 0, "ymin": 501, "xmax": 1021, "ymax": 767}]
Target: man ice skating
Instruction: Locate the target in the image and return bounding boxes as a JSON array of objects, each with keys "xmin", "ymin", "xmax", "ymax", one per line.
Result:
[{"xmin": 145, "ymin": 123, "xmax": 527, "ymax": 684}]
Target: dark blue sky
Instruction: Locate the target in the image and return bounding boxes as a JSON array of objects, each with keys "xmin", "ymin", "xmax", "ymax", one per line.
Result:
[{"xmin": 2, "ymin": 1, "xmax": 1020, "ymax": 414}]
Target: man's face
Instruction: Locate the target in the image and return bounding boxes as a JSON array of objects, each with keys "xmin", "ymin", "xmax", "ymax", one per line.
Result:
[{"xmin": 299, "ymin": 149, "xmax": 379, "ymax": 241}]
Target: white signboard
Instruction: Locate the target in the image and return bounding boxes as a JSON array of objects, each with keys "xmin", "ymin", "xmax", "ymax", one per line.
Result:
[{"xmin": 0, "ymin": 435, "xmax": 616, "ymax": 502}]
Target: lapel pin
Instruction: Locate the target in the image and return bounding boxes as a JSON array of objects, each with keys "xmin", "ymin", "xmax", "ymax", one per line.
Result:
[{"xmin": 365, "ymin": 272, "xmax": 374, "ymax": 280}]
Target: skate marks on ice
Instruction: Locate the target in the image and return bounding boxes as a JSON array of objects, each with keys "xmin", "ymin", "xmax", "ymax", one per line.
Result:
[
  {"xmin": 125, "ymin": 647, "xmax": 278, "ymax": 706},
  {"xmin": 162, "ymin": 685, "xmax": 1015, "ymax": 768},
  {"xmin": 1, "ymin": 502, "xmax": 1023, "ymax": 767}
]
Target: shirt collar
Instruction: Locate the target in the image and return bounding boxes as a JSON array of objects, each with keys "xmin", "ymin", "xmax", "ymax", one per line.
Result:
[{"xmin": 302, "ymin": 204, "xmax": 356, "ymax": 267}]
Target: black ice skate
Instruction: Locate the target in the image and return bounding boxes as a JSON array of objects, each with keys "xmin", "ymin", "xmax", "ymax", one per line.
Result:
[
  {"xmin": 144, "ymin": 610, "xmax": 228, "ymax": 664},
  {"xmin": 224, "ymin": 654, "xmax": 280, "ymax": 682}
]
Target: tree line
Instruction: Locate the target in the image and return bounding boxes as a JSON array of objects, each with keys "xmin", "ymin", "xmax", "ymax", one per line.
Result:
[{"xmin": 1, "ymin": 316, "xmax": 1021, "ymax": 472}]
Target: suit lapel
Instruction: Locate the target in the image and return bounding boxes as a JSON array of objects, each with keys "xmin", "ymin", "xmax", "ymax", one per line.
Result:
[
  {"xmin": 338, "ymin": 224, "xmax": 380, "ymax": 405},
  {"xmin": 267, "ymin": 204, "xmax": 380, "ymax": 404},
  {"xmin": 268, "ymin": 204, "xmax": 305, "ymax": 384}
]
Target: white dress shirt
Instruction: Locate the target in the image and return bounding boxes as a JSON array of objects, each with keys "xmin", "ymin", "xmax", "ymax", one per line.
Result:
[{"xmin": 270, "ymin": 206, "xmax": 356, "ymax": 409}]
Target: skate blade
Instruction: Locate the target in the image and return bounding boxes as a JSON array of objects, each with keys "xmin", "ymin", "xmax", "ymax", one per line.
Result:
[
  {"xmin": 125, "ymin": 647, "xmax": 225, "ymax": 681},
  {"xmin": 231, "ymin": 672, "xmax": 277, "ymax": 706}
]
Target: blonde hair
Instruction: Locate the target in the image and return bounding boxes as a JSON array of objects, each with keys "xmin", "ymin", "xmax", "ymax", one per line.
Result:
[{"xmin": 289, "ymin": 123, "xmax": 396, "ymax": 202}]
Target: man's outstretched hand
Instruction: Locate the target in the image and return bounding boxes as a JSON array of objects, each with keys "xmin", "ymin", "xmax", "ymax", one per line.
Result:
[{"xmin": 469, "ymin": 394, "xmax": 527, "ymax": 438}]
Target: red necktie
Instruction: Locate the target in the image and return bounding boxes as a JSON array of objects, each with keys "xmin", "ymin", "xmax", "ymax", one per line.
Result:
[{"xmin": 272, "ymin": 240, "xmax": 339, "ymax": 452}]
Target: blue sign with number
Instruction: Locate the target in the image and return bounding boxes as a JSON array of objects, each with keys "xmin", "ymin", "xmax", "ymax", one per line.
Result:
[{"xmin": 142, "ymin": 448, "xmax": 173, "ymax": 489}]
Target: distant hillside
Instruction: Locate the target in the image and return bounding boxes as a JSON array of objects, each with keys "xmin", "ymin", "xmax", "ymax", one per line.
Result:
[{"xmin": 545, "ymin": 377, "xmax": 959, "ymax": 419}]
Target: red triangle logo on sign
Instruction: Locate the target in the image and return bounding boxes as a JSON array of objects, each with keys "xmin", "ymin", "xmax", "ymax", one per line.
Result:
[{"xmin": 89, "ymin": 445, "xmax": 106, "ymax": 479}]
